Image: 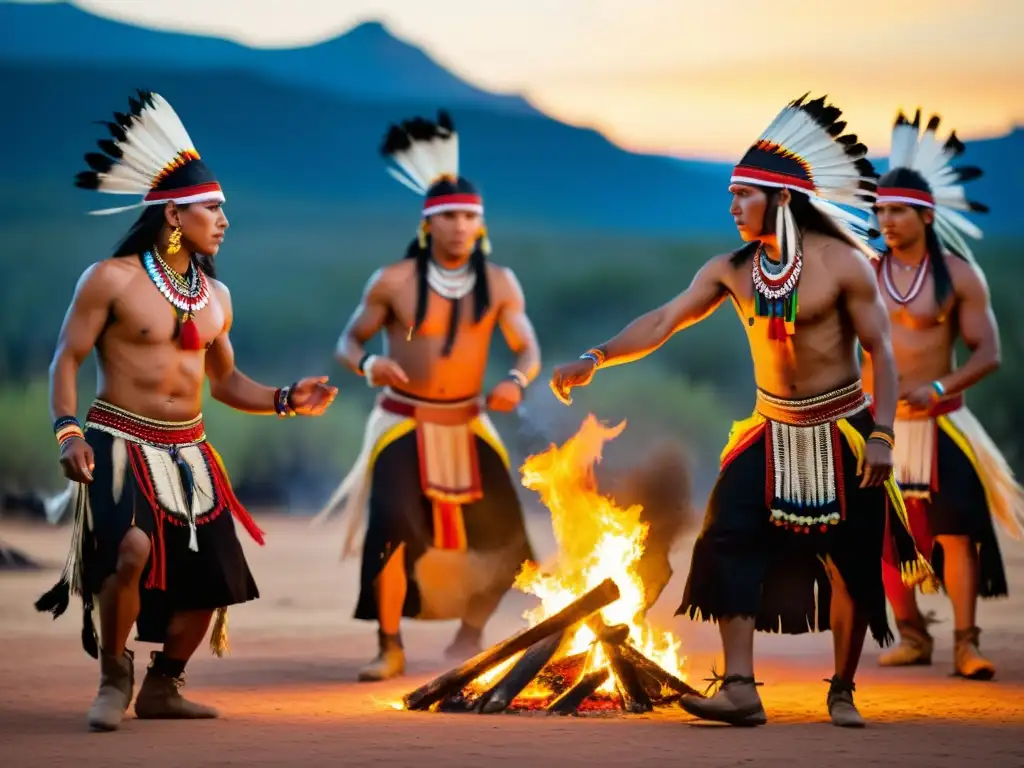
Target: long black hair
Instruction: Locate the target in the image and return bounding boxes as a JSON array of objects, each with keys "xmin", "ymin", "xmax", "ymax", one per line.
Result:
[
  {"xmin": 111, "ymin": 204, "xmax": 216, "ymax": 279},
  {"xmin": 404, "ymin": 232, "xmax": 489, "ymax": 356}
]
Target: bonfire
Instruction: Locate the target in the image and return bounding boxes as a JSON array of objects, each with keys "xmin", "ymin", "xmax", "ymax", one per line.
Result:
[{"xmin": 402, "ymin": 415, "xmax": 702, "ymax": 715}]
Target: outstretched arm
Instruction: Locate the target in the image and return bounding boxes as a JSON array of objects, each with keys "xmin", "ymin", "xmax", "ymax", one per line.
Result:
[
  {"xmin": 336, "ymin": 268, "xmax": 390, "ymax": 375},
  {"xmin": 593, "ymin": 254, "xmax": 730, "ymax": 367},
  {"xmin": 205, "ymin": 283, "xmax": 337, "ymax": 415},
  {"xmin": 497, "ymin": 267, "xmax": 541, "ymax": 384},
  {"xmin": 937, "ymin": 262, "xmax": 1000, "ymax": 397},
  {"xmin": 841, "ymin": 250, "xmax": 897, "ymax": 428}
]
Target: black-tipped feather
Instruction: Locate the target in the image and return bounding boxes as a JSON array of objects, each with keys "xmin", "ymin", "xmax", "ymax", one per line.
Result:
[
  {"xmin": 926, "ymin": 114, "xmax": 941, "ymax": 132},
  {"xmin": 955, "ymin": 166, "xmax": 983, "ymax": 182},
  {"xmin": 97, "ymin": 139, "xmax": 122, "ymax": 158},
  {"xmin": 945, "ymin": 131, "xmax": 966, "ymax": 155},
  {"xmin": 436, "ymin": 109, "xmax": 455, "ymax": 132},
  {"xmin": 75, "ymin": 171, "xmax": 100, "ymax": 189},
  {"xmin": 85, "ymin": 152, "xmax": 114, "ymax": 172},
  {"xmin": 970, "ymin": 201, "xmax": 990, "ymax": 213},
  {"xmin": 380, "ymin": 124, "xmax": 411, "ymax": 157}
]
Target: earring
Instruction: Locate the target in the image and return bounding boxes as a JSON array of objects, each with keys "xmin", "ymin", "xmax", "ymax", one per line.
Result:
[
  {"xmin": 417, "ymin": 220, "xmax": 429, "ymax": 250},
  {"xmin": 167, "ymin": 226, "xmax": 182, "ymax": 255},
  {"xmin": 478, "ymin": 225, "xmax": 492, "ymax": 256}
]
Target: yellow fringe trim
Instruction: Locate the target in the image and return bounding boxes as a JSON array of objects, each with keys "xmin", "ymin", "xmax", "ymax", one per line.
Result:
[
  {"xmin": 836, "ymin": 418, "xmax": 937, "ymax": 590},
  {"xmin": 718, "ymin": 412, "xmax": 767, "ymax": 465},
  {"xmin": 210, "ymin": 606, "xmax": 229, "ymax": 657}
]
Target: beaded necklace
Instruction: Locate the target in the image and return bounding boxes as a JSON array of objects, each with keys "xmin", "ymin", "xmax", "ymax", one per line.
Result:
[
  {"xmin": 143, "ymin": 248, "xmax": 210, "ymax": 350},
  {"xmin": 752, "ymin": 243, "xmax": 802, "ymax": 340},
  {"xmin": 881, "ymin": 251, "xmax": 929, "ymax": 306}
]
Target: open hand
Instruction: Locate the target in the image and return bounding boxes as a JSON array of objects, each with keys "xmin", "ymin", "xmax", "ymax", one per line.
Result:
[
  {"xmin": 486, "ymin": 380, "xmax": 522, "ymax": 412},
  {"xmin": 549, "ymin": 359, "xmax": 598, "ymax": 406},
  {"xmin": 366, "ymin": 357, "xmax": 409, "ymax": 389},
  {"xmin": 859, "ymin": 439, "xmax": 893, "ymax": 488},
  {"xmin": 289, "ymin": 376, "xmax": 338, "ymax": 416},
  {"xmin": 60, "ymin": 437, "xmax": 94, "ymax": 484}
]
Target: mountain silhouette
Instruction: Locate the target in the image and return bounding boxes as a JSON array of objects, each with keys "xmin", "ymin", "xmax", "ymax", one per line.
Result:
[{"xmin": 1, "ymin": 0, "xmax": 1018, "ymax": 237}]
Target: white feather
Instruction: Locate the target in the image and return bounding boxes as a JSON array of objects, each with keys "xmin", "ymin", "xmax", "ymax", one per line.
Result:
[
  {"xmin": 889, "ymin": 122, "xmax": 919, "ymax": 170},
  {"xmin": 386, "ymin": 167, "xmax": 427, "ymax": 195},
  {"xmin": 94, "ymin": 174, "xmax": 150, "ymax": 195},
  {"xmin": 147, "ymin": 94, "xmax": 196, "ymax": 153},
  {"xmin": 388, "ymin": 151, "xmax": 428, "ymax": 191},
  {"xmin": 89, "ymin": 200, "xmax": 148, "ymax": 216},
  {"xmin": 933, "ymin": 214, "xmax": 977, "ymax": 263},
  {"xmin": 938, "ymin": 207, "xmax": 984, "ymax": 240},
  {"xmin": 932, "ymin": 186, "xmax": 970, "ymax": 210}
]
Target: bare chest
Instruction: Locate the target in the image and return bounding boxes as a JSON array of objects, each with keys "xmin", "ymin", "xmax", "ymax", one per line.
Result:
[
  {"xmin": 878, "ymin": 269, "xmax": 951, "ymax": 331},
  {"xmin": 108, "ymin": 279, "xmax": 226, "ymax": 349},
  {"xmin": 389, "ymin": 282, "xmax": 498, "ymax": 341},
  {"xmin": 730, "ymin": 256, "xmax": 843, "ymax": 332}
]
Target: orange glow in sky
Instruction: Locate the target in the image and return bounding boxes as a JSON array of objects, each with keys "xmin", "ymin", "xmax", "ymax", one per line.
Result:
[{"xmin": 51, "ymin": 0, "xmax": 1024, "ymax": 159}]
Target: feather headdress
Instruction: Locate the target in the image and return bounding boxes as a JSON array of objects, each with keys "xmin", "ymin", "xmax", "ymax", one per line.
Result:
[
  {"xmin": 75, "ymin": 90, "xmax": 224, "ymax": 216},
  {"xmin": 732, "ymin": 93, "xmax": 879, "ymax": 264},
  {"xmin": 380, "ymin": 110, "xmax": 483, "ymax": 218},
  {"xmin": 877, "ymin": 110, "xmax": 987, "ymax": 263}
]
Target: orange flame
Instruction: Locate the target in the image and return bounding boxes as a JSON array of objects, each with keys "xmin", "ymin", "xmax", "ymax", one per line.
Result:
[{"xmin": 508, "ymin": 414, "xmax": 685, "ymax": 695}]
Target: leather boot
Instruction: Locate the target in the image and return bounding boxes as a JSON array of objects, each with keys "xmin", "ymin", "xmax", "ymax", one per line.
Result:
[
  {"xmin": 678, "ymin": 674, "xmax": 767, "ymax": 726},
  {"xmin": 826, "ymin": 676, "xmax": 865, "ymax": 728},
  {"xmin": 954, "ymin": 627, "xmax": 995, "ymax": 680},
  {"xmin": 444, "ymin": 623, "xmax": 483, "ymax": 662},
  {"xmin": 86, "ymin": 648, "xmax": 135, "ymax": 732},
  {"xmin": 358, "ymin": 630, "xmax": 406, "ymax": 682},
  {"xmin": 134, "ymin": 652, "xmax": 219, "ymax": 719},
  {"xmin": 878, "ymin": 618, "xmax": 934, "ymax": 667}
]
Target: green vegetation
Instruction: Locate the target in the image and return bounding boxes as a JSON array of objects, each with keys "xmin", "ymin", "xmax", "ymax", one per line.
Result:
[{"xmin": 2, "ymin": 207, "xmax": 1020, "ymax": 506}]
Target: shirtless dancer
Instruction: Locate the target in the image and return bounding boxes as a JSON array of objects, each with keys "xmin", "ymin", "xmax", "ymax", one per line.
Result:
[
  {"xmin": 866, "ymin": 110, "xmax": 1024, "ymax": 679},
  {"xmin": 316, "ymin": 111, "xmax": 541, "ymax": 681},
  {"xmin": 551, "ymin": 95, "xmax": 928, "ymax": 727},
  {"xmin": 36, "ymin": 91, "xmax": 337, "ymax": 731}
]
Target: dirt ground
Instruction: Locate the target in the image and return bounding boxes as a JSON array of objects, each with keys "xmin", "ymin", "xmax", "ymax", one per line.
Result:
[{"xmin": 2, "ymin": 512, "xmax": 1023, "ymax": 767}]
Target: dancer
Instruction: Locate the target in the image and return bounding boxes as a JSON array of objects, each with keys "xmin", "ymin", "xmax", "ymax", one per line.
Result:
[
  {"xmin": 867, "ymin": 110, "xmax": 1023, "ymax": 679},
  {"xmin": 551, "ymin": 95, "xmax": 929, "ymax": 727},
  {"xmin": 36, "ymin": 91, "xmax": 337, "ymax": 732},
  {"xmin": 317, "ymin": 111, "xmax": 541, "ymax": 681}
]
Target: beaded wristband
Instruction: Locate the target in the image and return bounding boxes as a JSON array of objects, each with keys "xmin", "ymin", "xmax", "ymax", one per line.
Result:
[
  {"xmin": 274, "ymin": 384, "xmax": 298, "ymax": 418},
  {"xmin": 507, "ymin": 368, "xmax": 529, "ymax": 389},
  {"xmin": 580, "ymin": 346, "xmax": 607, "ymax": 367},
  {"xmin": 54, "ymin": 416, "xmax": 84, "ymax": 448},
  {"xmin": 357, "ymin": 353, "xmax": 372, "ymax": 374},
  {"xmin": 868, "ymin": 430, "xmax": 895, "ymax": 450},
  {"xmin": 931, "ymin": 380, "xmax": 946, "ymax": 399}
]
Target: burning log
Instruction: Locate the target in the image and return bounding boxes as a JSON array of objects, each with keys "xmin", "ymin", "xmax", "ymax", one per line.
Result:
[
  {"xmin": 547, "ymin": 667, "xmax": 610, "ymax": 716},
  {"xmin": 603, "ymin": 641, "xmax": 652, "ymax": 713},
  {"xmin": 619, "ymin": 643, "xmax": 702, "ymax": 699},
  {"xmin": 476, "ymin": 630, "xmax": 567, "ymax": 714},
  {"xmin": 403, "ymin": 577, "xmax": 620, "ymax": 711}
]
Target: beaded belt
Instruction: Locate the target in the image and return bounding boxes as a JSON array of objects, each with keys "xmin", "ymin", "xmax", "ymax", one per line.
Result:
[
  {"xmin": 378, "ymin": 388, "xmax": 481, "ymax": 425},
  {"xmin": 755, "ymin": 381, "xmax": 868, "ymax": 427},
  {"xmin": 84, "ymin": 400, "xmax": 206, "ymax": 447}
]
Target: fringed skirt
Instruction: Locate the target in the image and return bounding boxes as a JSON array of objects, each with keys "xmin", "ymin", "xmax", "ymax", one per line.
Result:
[
  {"xmin": 35, "ymin": 401, "xmax": 264, "ymax": 658},
  {"xmin": 319, "ymin": 390, "xmax": 533, "ymax": 625},
  {"xmin": 888, "ymin": 398, "xmax": 1016, "ymax": 598},
  {"xmin": 677, "ymin": 382, "xmax": 930, "ymax": 648}
]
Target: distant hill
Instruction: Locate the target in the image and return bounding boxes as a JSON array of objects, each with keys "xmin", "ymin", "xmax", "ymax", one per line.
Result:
[
  {"xmin": 0, "ymin": 1, "xmax": 537, "ymax": 115},
  {"xmin": 1, "ymin": 0, "xmax": 1018, "ymax": 238}
]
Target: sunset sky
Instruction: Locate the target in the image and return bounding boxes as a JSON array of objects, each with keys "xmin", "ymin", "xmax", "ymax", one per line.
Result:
[{"xmin": 30, "ymin": 0, "xmax": 1024, "ymax": 159}]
